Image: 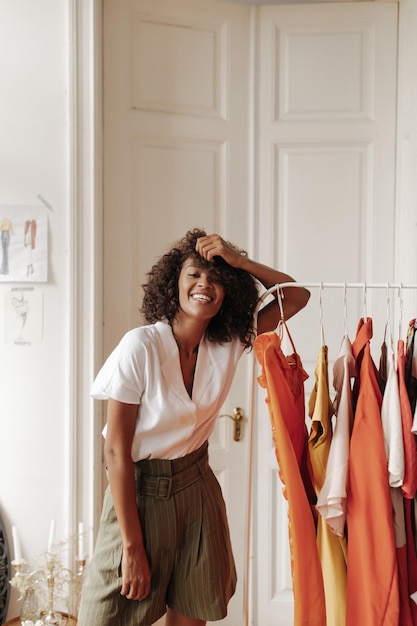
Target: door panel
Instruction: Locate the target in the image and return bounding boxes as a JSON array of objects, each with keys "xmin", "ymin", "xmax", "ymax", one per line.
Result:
[
  {"xmin": 255, "ymin": 3, "xmax": 397, "ymax": 624},
  {"xmin": 103, "ymin": 1, "xmax": 251, "ymax": 624}
]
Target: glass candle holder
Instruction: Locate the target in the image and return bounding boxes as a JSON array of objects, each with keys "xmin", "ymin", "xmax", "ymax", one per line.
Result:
[
  {"xmin": 40, "ymin": 554, "xmax": 62, "ymax": 626},
  {"xmin": 20, "ymin": 584, "xmax": 40, "ymax": 624}
]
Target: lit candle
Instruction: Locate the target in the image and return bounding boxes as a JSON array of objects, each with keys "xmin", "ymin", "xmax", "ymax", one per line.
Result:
[
  {"xmin": 12, "ymin": 525, "xmax": 22, "ymax": 564},
  {"xmin": 48, "ymin": 519, "xmax": 55, "ymax": 552},
  {"xmin": 78, "ymin": 522, "xmax": 84, "ymax": 560}
]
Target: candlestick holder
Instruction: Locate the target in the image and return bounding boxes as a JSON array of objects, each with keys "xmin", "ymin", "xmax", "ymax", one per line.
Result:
[
  {"xmin": 11, "ymin": 559, "xmax": 25, "ymax": 591},
  {"xmin": 11, "ymin": 560, "xmax": 43, "ymax": 624},
  {"xmin": 40, "ymin": 553, "xmax": 62, "ymax": 625},
  {"xmin": 20, "ymin": 584, "xmax": 40, "ymax": 623},
  {"xmin": 10, "ymin": 534, "xmax": 87, "ymax": 622},
  {"xmin": 66, "ymin": 559, "xmax": 86, "ymax": 618}
]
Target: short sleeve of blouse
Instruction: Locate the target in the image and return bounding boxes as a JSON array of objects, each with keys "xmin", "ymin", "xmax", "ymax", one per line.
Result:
[{"xmin": 90, "ymin": 329, "xmax": 145, "ymax": 404}]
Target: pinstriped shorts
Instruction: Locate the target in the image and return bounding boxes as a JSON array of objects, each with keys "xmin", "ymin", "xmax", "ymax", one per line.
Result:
[{"xmin": 77, "ymin": 442, "xmax": 237, "ymax": 626}]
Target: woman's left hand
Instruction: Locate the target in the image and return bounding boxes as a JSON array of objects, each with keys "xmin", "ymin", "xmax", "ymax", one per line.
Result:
[
  {"xmin": 196, "ymin": 234, "xmax": 244, "ymax": 269},
  {"xmin": 197, "ymin": 232, "xmax": 310, "ymax": 330}
]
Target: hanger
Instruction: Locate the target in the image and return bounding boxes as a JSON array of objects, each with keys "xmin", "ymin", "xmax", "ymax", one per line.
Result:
[
  {"xmin": 319, "ymin": 282, "xmax": 326, "ymax": 346},
  {"xmin": 398, "ymin": 282, "xmax": 403, "ymax": 340},
  {"xmin": 343, "ymin": 282, "xmax": 348, "ymax": 338},
  {"xmin": 275, "ymin": 285, "xmax": 285, "ymax": 339},
  {"xmin": 363, "ymin": 283, "xmax": 368, "ymax": 322},
  {"xmin": 385, "ymin": 283, "xmax": 394, "ymax": 352}
]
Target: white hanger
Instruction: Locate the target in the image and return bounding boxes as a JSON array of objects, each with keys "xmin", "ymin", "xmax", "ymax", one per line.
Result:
[
  {"xmin": 398, "ymin": 282, "xmax": 403, "ymax": 340},
  {"xmin": 363, "ymin": 282, "xmax": 368, "ymax": 322},
  {"xmin": 385, "ymin": 283, "xmax": 394, "ymax": 352},
  {"xmin": 319, "ymin": 282, "xmax": 326, "ymax": 346},
  {"xmin": 343, "ymin": 282, "xmax": 348, "ymax": 338},
  {"xmin": 276, "ymin": 285, "xmax": 285, "ymax": 338}
]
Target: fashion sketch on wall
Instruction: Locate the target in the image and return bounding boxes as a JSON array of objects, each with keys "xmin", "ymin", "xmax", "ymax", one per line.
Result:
[
  {"xmin": 0, "ymin": 205, "xmax": 48, "ymax": 282},
  {"xmin": 3, "ymin": 287, "xmax": 43, "ymax": 345}
]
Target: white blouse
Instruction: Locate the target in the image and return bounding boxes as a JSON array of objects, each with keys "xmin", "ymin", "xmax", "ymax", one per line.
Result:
[{"xmin": 91, "ymin": 320, "xmax": 245, "ymax": 461}]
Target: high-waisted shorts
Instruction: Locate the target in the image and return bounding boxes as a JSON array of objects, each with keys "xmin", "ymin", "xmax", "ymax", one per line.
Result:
[{"xmin": 77, "ymin": 442, "xmax": 237, "ymax": 626}]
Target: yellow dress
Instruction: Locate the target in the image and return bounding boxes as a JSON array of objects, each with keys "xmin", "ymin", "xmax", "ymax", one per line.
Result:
[{"xmin": 308, "ymin": 345, "xmax": 347, "ymax": 626}]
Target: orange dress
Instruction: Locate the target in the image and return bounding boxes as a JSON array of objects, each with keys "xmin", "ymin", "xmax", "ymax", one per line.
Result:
[
  {"xmin": 346, "ymin": 318, "xmax": 399, "ymax": 626},
  {"xmin": 255, "ymin": 326, "xmax": 326, "ymax": 626}
]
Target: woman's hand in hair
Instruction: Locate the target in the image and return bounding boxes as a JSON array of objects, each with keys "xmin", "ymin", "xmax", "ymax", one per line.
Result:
[{"xmin": 195, "ymin": 234, "xmax": 244, "ymax": 268}]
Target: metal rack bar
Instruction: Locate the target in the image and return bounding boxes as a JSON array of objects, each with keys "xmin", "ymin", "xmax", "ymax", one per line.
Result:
[
  {"xmin": 265, "ymin": 281, "xmax": 417, "ymax": 291},
  {"xmin": 258, "ymin": 281, "xmax": 417, "ymax": 302},
  {"xmin": 256, "ymin": 281, "xmax": 417, "ymax": 320}
]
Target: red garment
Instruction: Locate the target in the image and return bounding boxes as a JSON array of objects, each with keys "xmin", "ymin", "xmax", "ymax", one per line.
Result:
[
  {"xmin": 398, "ymin": 338, "xmax": 417, "ymax": 623},
  {"xmin": 255, "ymin": 327, "xmax": 326, "ymax": 626},
  {"xmin": 398, "ymin": 339, "xmax": 417, "ymax": 499},
  {"xmin": 404, "ymin": 498, "xmax": 417, "ymax": 624},
  {"xmin": 346, "ymin": 318, "xmax": 399, "ymax": 626}
]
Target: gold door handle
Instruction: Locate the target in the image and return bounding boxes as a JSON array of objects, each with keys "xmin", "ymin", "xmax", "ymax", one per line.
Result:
[{"xmin": 219, "ymin": 407, "xmax": 244, "ymax": 441}]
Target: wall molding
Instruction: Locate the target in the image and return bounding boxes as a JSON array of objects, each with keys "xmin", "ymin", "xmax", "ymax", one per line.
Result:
[{"xmin": 68, "ymin": 0, "xmax": 103, "ymax": 552}]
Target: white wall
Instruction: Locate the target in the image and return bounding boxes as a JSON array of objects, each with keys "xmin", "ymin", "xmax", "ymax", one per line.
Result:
[{"xmin": 0, "ymin": 0, "xmax": 72, "ymax": 620}]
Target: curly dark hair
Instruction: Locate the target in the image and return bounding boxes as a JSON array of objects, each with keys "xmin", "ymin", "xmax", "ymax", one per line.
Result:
[{"xmin": 141, "ymin": 228, "xmax": 260, "ymax": 348}]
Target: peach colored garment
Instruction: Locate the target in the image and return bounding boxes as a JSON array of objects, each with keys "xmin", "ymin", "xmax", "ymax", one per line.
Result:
[
  {"xmin": 381, "ymin": 339, "xmax": 404, "ymax": 488},
  {"xmin": 380, "ymin": 333, "xmax": 412, "ymax": 626},
  {"xmin": 255, "ymin": 327, "xmax": 326, "ymax": 626},
  {"xmin": 308, "ymin": 345, "xmax": 347, "ymax": 626},
  {"xmin": 346, "ymin": 318, "xmax": 399, "ymax": 626},
  {"xmin": 316, "ymin": 336, "xmax": 356, "ymax": 536}
]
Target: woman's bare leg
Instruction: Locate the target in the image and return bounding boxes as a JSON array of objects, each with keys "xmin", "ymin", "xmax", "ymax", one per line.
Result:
[{"xmin": 165, "ymin": 607, "xmax": 206, "ymax": 626}]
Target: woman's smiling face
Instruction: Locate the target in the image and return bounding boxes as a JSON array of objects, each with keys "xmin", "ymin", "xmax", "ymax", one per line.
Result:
[{"xmin": 177, "ymin": 257, "xmax": 225, "ymax": 321}]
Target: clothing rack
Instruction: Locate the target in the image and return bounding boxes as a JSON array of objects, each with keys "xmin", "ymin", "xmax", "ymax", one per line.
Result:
[
  {"xmin": 245, "ymin": 280, "xmax": 417, "ymax": 625},
  {"xmin": 245, "ymin": 281, "xmax": 417, "ymax": 626},
  {"xmin": 257, "ymin": 281, "xmax": 417, "ymax": 331}
]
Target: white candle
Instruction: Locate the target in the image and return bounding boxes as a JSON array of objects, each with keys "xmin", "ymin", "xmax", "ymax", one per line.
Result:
[
  {"xmin": 12, "ymin": 525, "xmax": 22, "ymax": 564},
  {"xmin": 78, "ymin": 522, "xmax": 84, "ymax": 560},
  {"xmin": 48, "ymin": 519, "xmax": 55, "ymax": 552}
]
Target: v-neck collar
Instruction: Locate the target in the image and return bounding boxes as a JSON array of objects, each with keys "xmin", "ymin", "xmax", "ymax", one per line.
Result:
[{"xmin": 159, "ymin": 321, "xmax": 214, "ymax": 406}]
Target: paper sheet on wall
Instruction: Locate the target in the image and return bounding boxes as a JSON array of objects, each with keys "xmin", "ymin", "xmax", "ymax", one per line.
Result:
[
  {"xmin": 2, "ymin": 287, "xmax": 43, "ymax": 345},
  {"xmin": 0, "ymin": 205, "xmax": 48, "ymax": 282}
]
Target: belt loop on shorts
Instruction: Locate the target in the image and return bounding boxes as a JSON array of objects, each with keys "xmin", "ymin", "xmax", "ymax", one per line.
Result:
[
  {"xmin": 155, "ymin": 476, "xmax": 172, "ymax": 500},
  {"xmin": 195, "ymin": 460, "xmax": 204, "ymax": 478}
]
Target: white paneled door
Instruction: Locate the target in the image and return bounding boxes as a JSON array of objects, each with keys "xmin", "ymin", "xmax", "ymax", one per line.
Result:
[
  {"xmin": 255, "ymin": 3, "xmax": 397, "ymax": 625},
  {"xmin": 103, "ymin": 1, "xmax": 252, "ymax": 624},
  {"xmin": 102, "ymin": 1, "xmax": 398, "ymax": 625}
]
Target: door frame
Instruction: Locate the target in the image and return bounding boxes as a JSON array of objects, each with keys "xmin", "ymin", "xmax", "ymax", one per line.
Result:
[{"xmin": 68, "ymin": 0, "xmax": 104, "ymax": 546}]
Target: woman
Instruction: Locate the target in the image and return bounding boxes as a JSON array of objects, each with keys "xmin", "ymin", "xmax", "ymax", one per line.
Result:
[{"xmin": 77, "ymin": 229, "xmax": 309, "ymax": 626}]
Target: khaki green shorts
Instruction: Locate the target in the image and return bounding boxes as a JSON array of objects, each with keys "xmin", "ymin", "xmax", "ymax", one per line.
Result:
[{"xmin": 78, "ymin": 442, "xmax": 237, "ymax": 626}]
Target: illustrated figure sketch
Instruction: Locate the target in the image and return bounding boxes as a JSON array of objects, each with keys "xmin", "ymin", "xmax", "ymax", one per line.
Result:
[
  {"xmin": 24, "ymin": 219, "xmax": 37, "ymax": 276},
  {"xmin": 0, "ymin": 217, "xmax": 13, "ymax": 275},
  {"xmin": 0, "ymin": 206, "xmax": 47, "ymax": 282},
  {"xmin": 12, "ymin": 292, "xmax": 30, "ymax": 342}
]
